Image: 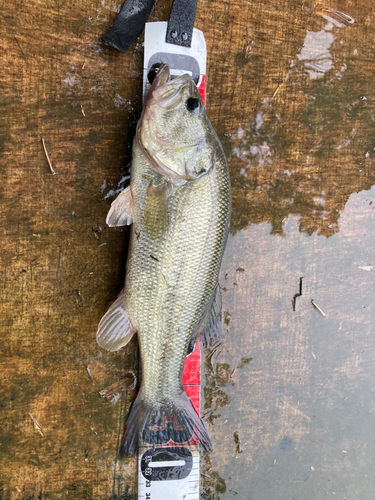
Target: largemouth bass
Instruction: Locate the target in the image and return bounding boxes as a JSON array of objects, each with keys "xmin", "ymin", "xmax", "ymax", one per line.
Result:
[{"xmin": 97, "ymin": 64, "xmax": 231, "ymax": 457}]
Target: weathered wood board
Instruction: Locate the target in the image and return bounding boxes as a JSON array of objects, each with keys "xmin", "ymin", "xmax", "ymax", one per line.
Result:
[{"xmin": 1, "ymin": 0, "xmax": 375, "ymax": 498}]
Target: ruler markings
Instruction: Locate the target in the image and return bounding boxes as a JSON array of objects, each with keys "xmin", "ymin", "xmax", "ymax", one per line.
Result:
[{"xmin": 138, "ymin": 29, "xmax": 206, "ymax": 500}]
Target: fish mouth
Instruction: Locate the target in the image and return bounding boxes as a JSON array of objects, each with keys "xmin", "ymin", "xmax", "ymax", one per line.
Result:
[
  {"xmin": 150, "ymin": 64, "xmax": 192, "ymax": 108},
  {"xmin": 152, "ymin": 64, "xmax": 170, "ymax": 88},
  {"xmin": 152, "ymin": 64, "xmax": 191, "ymax": 90}
]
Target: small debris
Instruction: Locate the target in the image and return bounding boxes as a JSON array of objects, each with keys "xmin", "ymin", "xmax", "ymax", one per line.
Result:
[
  {"xmin": 357, "ymin": 265, "xmax": 372, "ymax": 272},
  {"xmin": 233, "ymin": 431, "xmax": 242, "ymax": 453},
  {"xmin": 92, "ymin": 227, "xmax": 103, "ymax": 239},
  {"xmin": 223, "ymin": 310, "xmax": 231, "ymax": 326},
  {"xmin": 272, "ymin": 85, "xmax": 281, "ymax": 99},
  {"xmin": 237, "ymin": 357, "xmax": 252, "ymax": 369},
  {"xmin": 292, "ymin": 277, "xmax": 303, "ymax": 311},
  {"xmin": 311, "ymin": 299, "xmax": 326, "ymax": 317},
  {"xmin": 312, "ymin": 352, "xmax": 316, "ymax": 359},
  {"xmin": 110, "ymin": 393, "xmax": 121, "ymax": 405},
  {"xmin": 99, "ymin": 372, "xmax": 137, "ymax": 403},
  {"xmin": 16, "ymin": 487, "xmax": 21, "ymax": 493},
  {"xmin": 41, "ymin": 138, "xmax": 57, "ymax": 175},
  {"xmin": 14, "ymin": 36, "xmax": 27, "ymax": 58},
  {"xmin": 311, "ymin": 466, "xmax": 315, "ymax": 471},
  {"xmin": 28, "ymin": 412, "xmax": 44, "ymax": 436},
  {"xmin": 86, "ymin": 367, "xmax": 94, "ymax": 382},
  {"xmin": 81, "ymin": 104, "xmax": 86, "ymax": 117}
]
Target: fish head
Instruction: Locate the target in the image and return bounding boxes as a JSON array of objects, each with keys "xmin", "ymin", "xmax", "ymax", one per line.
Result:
[{"xmin": 139, "ymin": 64, "xmax": 215, "ymax": 184}]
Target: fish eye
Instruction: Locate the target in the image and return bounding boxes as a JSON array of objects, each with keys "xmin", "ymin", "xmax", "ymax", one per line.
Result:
[
  {"xmin": 186, "ymin": 97, "xmax": 200, "ymax": 113},
  {"xmin": 147, "ymin": 63, "xmax": 162, "ymax": 84}
]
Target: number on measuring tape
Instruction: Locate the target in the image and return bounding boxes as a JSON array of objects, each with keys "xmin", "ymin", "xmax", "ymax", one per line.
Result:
[{"xmin": 141, "ymin": 447, "xmax": 193, "ymax": 481}]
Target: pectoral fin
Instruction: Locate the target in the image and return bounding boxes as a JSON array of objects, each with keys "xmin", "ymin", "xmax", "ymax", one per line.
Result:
[
  {"xmin": 106, "ymin": 186, "xmax": 135, "ymax": 227},
  {"xmin": 97, "ymin": 289, "xmax": 136, "ymax": 351}
]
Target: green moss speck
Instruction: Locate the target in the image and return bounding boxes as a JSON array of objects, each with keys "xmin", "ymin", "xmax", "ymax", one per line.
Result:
[
  {"xmin": 0, "ymin": 136, "xmax": 6, "ymax": 153},
  {"xmin": 89, "ymin": 130, "xmax": 98, "ymax": 143}
]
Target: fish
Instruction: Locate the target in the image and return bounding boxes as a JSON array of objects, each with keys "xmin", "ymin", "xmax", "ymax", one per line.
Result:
[{"xmin": 96, "ymin": 64, "xmax": 231, "ymax": 457}]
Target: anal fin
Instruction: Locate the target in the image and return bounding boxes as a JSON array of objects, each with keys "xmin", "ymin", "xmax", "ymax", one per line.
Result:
[
  {"xmin": 97, "ymin": 288, "xmax": 136, "ymax": 352},
  {"xmin": 196, "ymin": 285, "xmax": 223, "ymax": 343},
  {"xmin": 187, "ymin": 285, "xmax": 223, "ymax": 356},
  {"xmin": 106, "ymin": 185, "xmax": 135, "ymax": 227}
]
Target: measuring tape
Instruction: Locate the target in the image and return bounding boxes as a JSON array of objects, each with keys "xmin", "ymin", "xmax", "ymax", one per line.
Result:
[{"xmin": 137, "ymin": 23, "xmax": 206, "ymax": 500}]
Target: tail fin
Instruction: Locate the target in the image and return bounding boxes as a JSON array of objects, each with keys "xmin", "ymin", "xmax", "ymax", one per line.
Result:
[{"xmin": 119, "ymin": 390, "xmax": 212, "ymax": 457}]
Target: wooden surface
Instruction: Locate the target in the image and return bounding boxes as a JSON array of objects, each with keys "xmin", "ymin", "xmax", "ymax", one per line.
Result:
[{"xmin": 1, "ymin": 0, "xmax": 375, "ymax": 498}]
